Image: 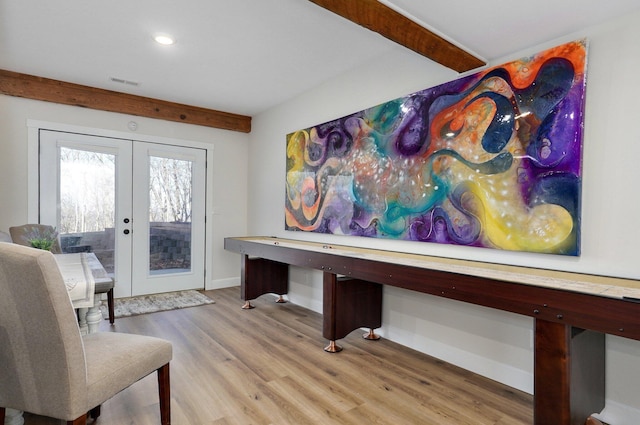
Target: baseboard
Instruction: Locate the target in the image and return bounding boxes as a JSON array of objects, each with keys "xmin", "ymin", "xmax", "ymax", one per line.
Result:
[
  {"xmin": 208, "ymin": 277, "xmax": 239, "ymax": 290},
  {"xmin": 593, "ymin": 400, "xmax": 640, "ymax": 424}
]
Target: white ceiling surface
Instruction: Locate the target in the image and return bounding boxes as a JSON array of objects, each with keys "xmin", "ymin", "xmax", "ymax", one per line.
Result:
[{"xmin": 1, "ymin": 0, "xmax": 640, "ymax": 117}]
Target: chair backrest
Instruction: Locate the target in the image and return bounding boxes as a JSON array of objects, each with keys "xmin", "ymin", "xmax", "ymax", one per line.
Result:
[
  {"xmin": 9, "ymin": 224, "xmax": 62, "ymax": 254},
  {"xmin": 0, "ymin": 243, "xmax": 87, "ymax": 418}
]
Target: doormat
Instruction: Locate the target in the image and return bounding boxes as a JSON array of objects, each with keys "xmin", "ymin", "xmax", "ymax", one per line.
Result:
[{"xmin": 101, "ymin": 290, "xmax": 214, "ymax": 319}]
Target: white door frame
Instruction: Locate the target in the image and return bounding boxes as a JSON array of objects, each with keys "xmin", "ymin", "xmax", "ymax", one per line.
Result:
[{"xmin": 27, "ymin": 119, "xmax": 215, "ymax": 293}]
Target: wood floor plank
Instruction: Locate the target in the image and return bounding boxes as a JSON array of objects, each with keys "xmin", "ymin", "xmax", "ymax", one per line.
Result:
[{"xmin": 22, "ymin": 286, "xmax": 532, "ymax": 424}]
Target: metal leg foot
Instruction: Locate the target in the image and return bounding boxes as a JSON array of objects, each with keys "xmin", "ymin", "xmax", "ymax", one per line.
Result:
[
  {"xmin": 363, "ymin": 329, "xmax": 380, "ymax": 340},
  {"xmin": 241, "ymin": 301, "xmax": 255, "ymax": 309},
  {"xmin": 275, "ymin": 295, "xmax": 287, "ymax": 303},
  {"xmin": 324, "ymin": 340, "xmax": 343, "ymax": 353}
]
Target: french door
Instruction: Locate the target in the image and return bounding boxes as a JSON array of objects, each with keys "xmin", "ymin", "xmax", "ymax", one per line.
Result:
[{"xmin": 39, "ymin": 130, "xmax": 206, "ymax": 297}]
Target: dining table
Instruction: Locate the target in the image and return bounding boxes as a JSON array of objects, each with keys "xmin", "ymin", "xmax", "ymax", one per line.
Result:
[{"xmin": 54, "ymin": 252, "xmax": 112, "ymax": 335}]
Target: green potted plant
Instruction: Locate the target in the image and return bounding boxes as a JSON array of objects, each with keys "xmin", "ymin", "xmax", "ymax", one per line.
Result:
[{"xmin": 25, "ymin": 227, "xmax": 58, "ymax": 251}]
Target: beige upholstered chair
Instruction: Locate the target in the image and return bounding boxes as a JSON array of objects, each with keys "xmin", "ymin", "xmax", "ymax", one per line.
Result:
[
  {"xmin": 0, "ymin": 243, "xmax": 172, "ymax": 425},
  {"xmin": 9, "ymin": 224, "xmax": 116, "ymax": 324}
]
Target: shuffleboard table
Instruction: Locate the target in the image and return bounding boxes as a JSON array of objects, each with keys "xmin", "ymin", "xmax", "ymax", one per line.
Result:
[{"xmin": 224, "ymin": 236, "xmax": 640, "ymax": 425}]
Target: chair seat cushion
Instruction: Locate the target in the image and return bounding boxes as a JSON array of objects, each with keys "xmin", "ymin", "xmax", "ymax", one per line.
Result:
[{"xmin": 82, "ymin": 332, "xmax": 172, "ymax": 409}]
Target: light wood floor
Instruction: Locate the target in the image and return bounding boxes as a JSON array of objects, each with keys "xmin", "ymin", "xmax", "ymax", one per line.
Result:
[{"xmin": 24, "ymin": 286, "xmax": 532, "ymax": 424}]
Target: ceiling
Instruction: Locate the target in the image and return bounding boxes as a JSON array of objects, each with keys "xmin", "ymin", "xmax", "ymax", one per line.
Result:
[{"xmin": 1, "ymin": 0, "xmax": 640, "ymax": 117}]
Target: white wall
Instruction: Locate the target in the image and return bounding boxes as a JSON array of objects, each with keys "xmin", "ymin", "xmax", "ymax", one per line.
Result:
[
  {"xmin": 246, "ymin": 11, "xmax": 640, "ymax": 423},
  {"xmin": 0, "ymin": 95, "xmax": 249, "ymax": 287}
]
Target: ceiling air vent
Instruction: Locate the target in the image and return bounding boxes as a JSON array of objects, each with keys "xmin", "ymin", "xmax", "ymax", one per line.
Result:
[{"xmin": 109, "ymin": 77, "xmax": 140, "ymax": 87}]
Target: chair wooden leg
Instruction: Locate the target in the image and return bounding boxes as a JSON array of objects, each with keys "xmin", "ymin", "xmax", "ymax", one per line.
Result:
[
  {"xmin": 0, "ymin": 406, "xmax": 5, "ymax": 423},
  {"xmin": 107, "ymin": 287, "xmax": 115, "ymax": 324},
  {"xmin": 68, "ymin": 413, "xmax": 87, "ymax": 424},
  {"xmin": 107, "ymin": 288, "xmax": 115, "ymax": 324},
  {"xmin": 157, "ymin": 363, "xmax": 171, "ymax": 425},
  {"xmin": 89, "ymin": 405, "xmax": 101, "ymax": 419}
]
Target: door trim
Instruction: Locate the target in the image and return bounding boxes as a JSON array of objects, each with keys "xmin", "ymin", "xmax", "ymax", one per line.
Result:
[{"xmin": 27, "ymin": 119, "xmax": 215, "ymax": 291}]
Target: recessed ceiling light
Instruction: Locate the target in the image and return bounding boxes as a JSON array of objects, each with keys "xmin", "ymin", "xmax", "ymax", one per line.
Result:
[{"xmin": 153, "ymin": 33, "xmax": 175, "ymax": 45}]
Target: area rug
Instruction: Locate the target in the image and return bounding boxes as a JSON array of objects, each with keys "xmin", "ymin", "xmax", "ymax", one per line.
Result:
[{"xmin": 101, "ymin": 290, "xmax": 214, "ymax": 319}]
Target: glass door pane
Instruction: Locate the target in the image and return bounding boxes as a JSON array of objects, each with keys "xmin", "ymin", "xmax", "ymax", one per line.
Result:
[
  {"xmin": 59, "ymin": 147, "xmax": 116, "ymax": 274},
  {"xmin": 148, "ymin": 155, "xmax": 193, "ymax": 275}
]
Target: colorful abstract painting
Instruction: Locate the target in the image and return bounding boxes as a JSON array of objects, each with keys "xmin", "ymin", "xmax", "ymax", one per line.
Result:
[{"xmin": 285, "ymin": 40, "xmax": 587, "ymax": 255}]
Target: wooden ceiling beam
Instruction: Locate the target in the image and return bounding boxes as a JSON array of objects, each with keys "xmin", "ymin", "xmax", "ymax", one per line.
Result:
[
  {"xmin": 0, "ymin": 69, "xmax": 252, "ymax": 133},
  {"xmin": 307, "ymin": 0, "xmax": 486, "ymax": 73}
]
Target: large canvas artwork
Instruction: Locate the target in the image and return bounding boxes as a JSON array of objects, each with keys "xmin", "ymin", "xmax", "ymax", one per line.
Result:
[{"xmin": 285, "ymin": 40, "xmax": 587, "ymax": 255}]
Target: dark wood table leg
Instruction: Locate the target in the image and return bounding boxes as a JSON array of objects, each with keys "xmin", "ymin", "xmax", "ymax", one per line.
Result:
[
  {"xmin": 322, "ymin": 272, "xmax": 383, "ymax": 352},
  {"xmin": 241, "ymin": 255, "xmax": 288, "ymax": 309},
  {"xmin": 534, "ymin": 319, "xmax": 605, "ymax": 425}
]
